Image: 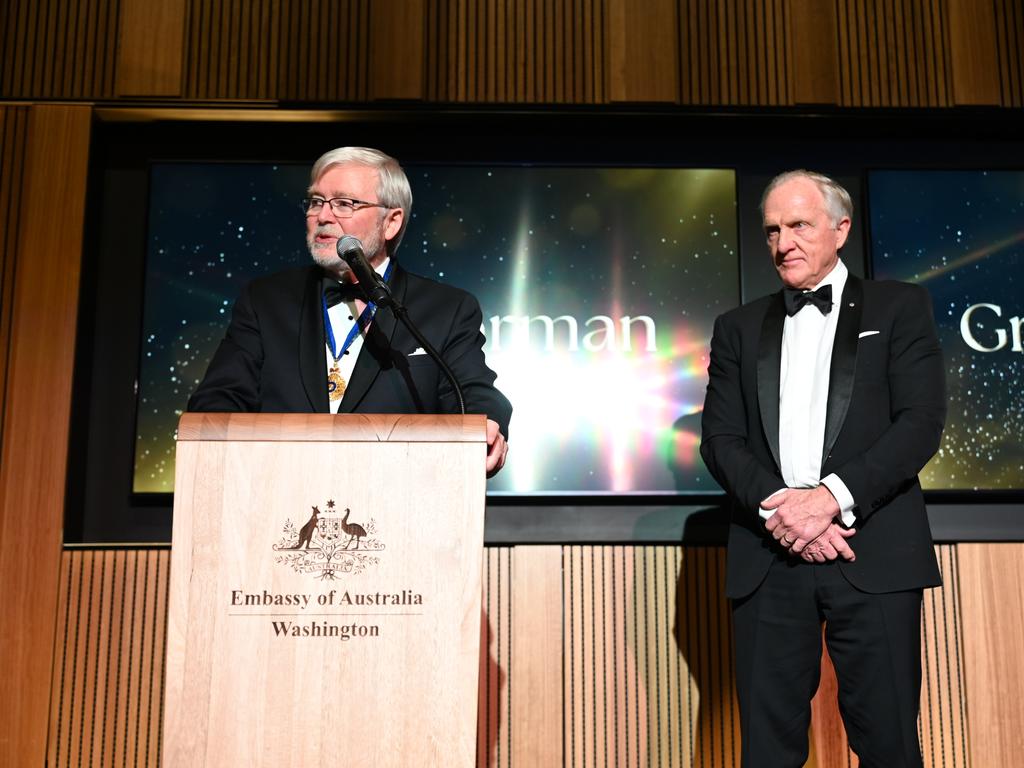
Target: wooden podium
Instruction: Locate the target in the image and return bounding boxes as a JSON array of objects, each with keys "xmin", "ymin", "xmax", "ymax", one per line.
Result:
[{"xmin": 162, "ymin": 413, "xmax": 487, "ymax": 767}]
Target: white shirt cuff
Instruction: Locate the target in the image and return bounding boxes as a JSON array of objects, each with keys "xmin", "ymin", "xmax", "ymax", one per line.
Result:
[
  {"xmin": 758, "ymin": 487, "xmax": 789, "ymax": 521},
  {"xmin": 821, "ymin": 473, "xmax": 857, "ymax": 527}
]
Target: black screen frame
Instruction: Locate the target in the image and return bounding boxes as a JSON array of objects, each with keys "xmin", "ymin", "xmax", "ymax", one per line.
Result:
[{"xmin": 66, "ymin": 105, "xmax": 1024, "ymax": 545}]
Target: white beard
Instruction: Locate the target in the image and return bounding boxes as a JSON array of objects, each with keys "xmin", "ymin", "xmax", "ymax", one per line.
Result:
[{"xmin": 307, "ymin": 226, "xmax": 385, "ymax": 279}]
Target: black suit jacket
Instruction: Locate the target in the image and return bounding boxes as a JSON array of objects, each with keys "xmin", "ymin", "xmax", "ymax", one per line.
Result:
[
  {"xmin": 700, "ymin": 276, "xmax": 945, "ymax": 599},
  {"xmin": 188, "ymin": 263, "xmax": 513, "ymax": 438}
]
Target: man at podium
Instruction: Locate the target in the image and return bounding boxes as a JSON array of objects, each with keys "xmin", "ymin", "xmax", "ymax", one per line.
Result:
[{"xmin": 188, "ymin": 146, "xmax": 512, "ymax": 476}]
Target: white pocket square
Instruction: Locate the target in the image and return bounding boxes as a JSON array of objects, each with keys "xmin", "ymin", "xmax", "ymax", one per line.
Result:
[
  {"xmin": 408, "ymin": 347, "xmax": 428, "ymax": 356},
  {"xmin": 858, "ymin": 330, "xmax": 880, "ymax": 339}
]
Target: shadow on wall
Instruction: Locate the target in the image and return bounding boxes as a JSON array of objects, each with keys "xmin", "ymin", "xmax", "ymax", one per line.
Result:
[
  {"xmin": 477, "ymin": 607, "xmax": 506, "ymax": 767},
  {"xmin": 673, "ymin": 534, "xmax": 742, "ymax": 766}
]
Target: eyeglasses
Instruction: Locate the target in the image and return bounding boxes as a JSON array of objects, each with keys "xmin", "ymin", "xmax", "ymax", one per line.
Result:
[{"xmin": 301, "ymin": 197, "xmax": 391, "ymax": 217}]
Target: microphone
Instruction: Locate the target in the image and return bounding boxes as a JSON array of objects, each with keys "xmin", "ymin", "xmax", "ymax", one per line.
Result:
[{"xmin": 336, "ymin": 235, "xmax": 393, "ymax": 307}]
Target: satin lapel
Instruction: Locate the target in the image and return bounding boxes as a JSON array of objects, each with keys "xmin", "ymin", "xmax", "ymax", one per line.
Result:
[
  {"xmin": 822, "ymin": 275, "xmax": 863, "ymax": 462},
  {"xmin": 757, "ymin": 293, "xmax": 786, "ymax": 473},
  {"xmin": 338, "ymin": 264, "xmax": 406, "ymax": 413},
  {"xmin": 299, "ymin": 267, "xmax": 329, "ymax": 413}
]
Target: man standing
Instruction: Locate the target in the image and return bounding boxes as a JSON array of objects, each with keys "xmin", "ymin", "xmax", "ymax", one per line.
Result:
[
  {"xmin": 700, "ymin": 170, "xmax": 945, "ymax": 767},
  {"xmin": 189, "ymin": 147, "xmax": 511, "ymax": 475}
]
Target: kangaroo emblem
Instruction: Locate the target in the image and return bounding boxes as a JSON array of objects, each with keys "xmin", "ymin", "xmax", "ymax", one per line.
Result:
[{"xmin": 291, "ymin": 506, "xmax": 320, "ymax": 549}]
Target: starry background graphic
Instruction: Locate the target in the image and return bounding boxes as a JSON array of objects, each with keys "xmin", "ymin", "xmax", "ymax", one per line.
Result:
[
  {"xmin": 136, "ymin": 164, "xmax": 738, "ymax": 494},
  {"xmin": 870, "ymin": 170, "xmax": 1024, "ymax": 490}
]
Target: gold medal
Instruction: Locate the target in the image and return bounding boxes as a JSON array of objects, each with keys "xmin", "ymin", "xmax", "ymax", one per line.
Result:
[{"xmin": 327, "ymin": 365, "xmax": 347, "ymax": 401}]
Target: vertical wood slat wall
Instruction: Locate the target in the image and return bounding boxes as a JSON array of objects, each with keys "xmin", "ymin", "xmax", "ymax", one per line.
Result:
[
  {"xmin": 0, "ymin": 0, "xmax": 121, "ymax": 99},
  {"xmin": 183, "ymin": 0, "xmax": 372, "ymax": 102},
  {"xmin": 835, "ymin": 0, "xmax": 952, "ymax": 107},
  {"xmin": 918, "ymin": 546, "xmax": 969, "ymax": 768},
  {"xmin": 677, "ymin": 0, "xmax": 789, "ymax": 106},
  {"xmin": 993, "ymin": 0, "xmax": 1024, "ymax": 106},
  {"xmin": 425, "ymin": 0, "xmax": 607, "ymax": 103},
  {"xmin": 564, "ymin": 546, "xmax": 740, "ymax": 767},
  {"xmin": 48, "ymin": 545, "xmax": 968, "ymax": 767},
  {"xmin": 48, "ymin": 549, "xmax": 169, "ymax": 768},
  {"xmin": 0, "ymin": 0, "xmax": 1014, "ymax": 106},
  {"xmin": 479, "ymin": 547, "xmax": 512, "ymax": 768}
]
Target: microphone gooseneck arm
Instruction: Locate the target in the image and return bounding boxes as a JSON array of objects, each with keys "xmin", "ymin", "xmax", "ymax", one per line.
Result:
[
  {"xmin": 391, "ymin": 304, "xmax": 465, "ymax": 416},
  {"xmin": 336, "ymin": 236, "xmax": 465, "ymax": 415}
]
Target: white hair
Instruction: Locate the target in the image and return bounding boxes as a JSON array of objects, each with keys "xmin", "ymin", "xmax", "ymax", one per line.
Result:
[
  {"xmin": 309, "ymin": 147, "xmax": 413, "ymax": 255},
  {"xmin": 760, "ymin": 169, "xmax": 853, "ymax": 226}
]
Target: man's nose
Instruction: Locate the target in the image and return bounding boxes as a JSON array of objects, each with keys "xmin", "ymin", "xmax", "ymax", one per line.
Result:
[
  {"xmin": 777, "ymin": 226, "xmax": 796, "ymax": 251},
  {"xmin": 316, "ymin": 203, "xmax": 338, "ymax": 224}
]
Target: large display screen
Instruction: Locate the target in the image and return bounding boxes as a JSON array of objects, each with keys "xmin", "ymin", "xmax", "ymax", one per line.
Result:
[
  {"xmin": 136, "ymin": 164, "xmax": 738, "ymax": 494},
  {"xmin": 869, "ymin": 170, "xmax": 1024, "ymax": 491}
]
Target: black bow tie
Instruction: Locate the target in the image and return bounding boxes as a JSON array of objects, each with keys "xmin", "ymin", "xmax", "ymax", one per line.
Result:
[
  {"xmin": 323, "ymin": 279, "xmax": 365, "ymax": 308},
  {"xmin": 783, "ymin": 284, "xmax": 833, "ymax": 316}
]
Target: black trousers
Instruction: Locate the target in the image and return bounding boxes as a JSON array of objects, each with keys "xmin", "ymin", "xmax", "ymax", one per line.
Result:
[{"xmin": 732, "ymin": 557, "xmax": 924, "ymax": 768}]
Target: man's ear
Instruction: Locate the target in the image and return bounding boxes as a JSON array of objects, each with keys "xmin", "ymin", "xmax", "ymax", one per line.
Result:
[
  {"xmin": 384, "ymin": 207, "xmax": 404, "ymax": 242},
  {"xmin": 834, "ymin": 216, "xmax": 851, "ymax": 251}
]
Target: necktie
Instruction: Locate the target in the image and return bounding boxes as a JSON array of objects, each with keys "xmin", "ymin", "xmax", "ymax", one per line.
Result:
[
  {"xmin": 323, "ymin": 279, "xmax": 365, "ymax": 308},
  {"xmin": 783, "ymin": 284, "xmax": 832, "ymax": 316}
]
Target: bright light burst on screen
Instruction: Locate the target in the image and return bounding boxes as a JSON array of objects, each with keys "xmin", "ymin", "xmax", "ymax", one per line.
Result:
[{"xmin": 483, "ymin": 324, "xmax": 711, "ymax": 492}]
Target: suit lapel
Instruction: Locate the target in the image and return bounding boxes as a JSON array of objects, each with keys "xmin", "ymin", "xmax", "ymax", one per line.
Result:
[
  {"xmin": 339, "ymin": 263, "xmax": 406, "ymax": 413},
  {"xmin": 822, "ymin": 275, "xmax": 862, "ymax": 462},
  {"xmin": 757, "ymin": 292, "xmax": 786, "ymax": 473},
  {"xmin": 299, "ymin": 267, "xmax": 330, "ymax": 413}
]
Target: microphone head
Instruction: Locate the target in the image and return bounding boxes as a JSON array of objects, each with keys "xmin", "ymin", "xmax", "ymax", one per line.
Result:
[{"xmin": 336, "ymin": 235, "xmax": 363, "ymax": 263}]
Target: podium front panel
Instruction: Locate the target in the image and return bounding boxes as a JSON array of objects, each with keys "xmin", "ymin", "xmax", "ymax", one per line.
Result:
[{"xmin": 163, "ymin": 415, "xmax": 486, "ymax": 768}]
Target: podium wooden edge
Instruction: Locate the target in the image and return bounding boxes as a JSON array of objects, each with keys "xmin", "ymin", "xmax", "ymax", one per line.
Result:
[{"xmin": 176, "ymin": 412, "xmax": 487, "ymax": 442}]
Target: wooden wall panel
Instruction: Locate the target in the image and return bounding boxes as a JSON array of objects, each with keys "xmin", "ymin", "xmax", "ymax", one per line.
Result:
[
  {"xmin": 45, "ymin": 543, "xmax": 984, "ymax": 767},
  {"xmin": 182, "ymin": 0, "xmax": 372, "ymax": 101},
  {"xmin": 513, "ymin": 546, "xmax": 563, "ymax": 765},
  {"xmin": 479, "ymin": 547, "xmax": 512, "ymax": 768},
  {"xmin": 0, "ymin": 104, "xmax": 91, "ymax": 768},
  {"xmin": 48, "ymin": 549, "xmax": 169, "ymax": 768},
  {"xmin": 959, "ymin": 543, "xmax": 1024, "ymax": 768},
  {"xmin": 680, "ymin": 0, "xmax": 790, "ymax": 106},
  {"xmin": 609, "ymin": 0, "xmax": 678, "ymax": 102},
  {"xmin": 0, "ymin": 107, "xmax": 29, "ymax": 457},
  {"xmin": 566, "ymin": 546, "xmax": 707, "ymax": 767},
  {"xmin": 918, "ymin": 545, "xmax": 970, "ymax": 767},
  {"xmin": 808, "ymin": 544, "xmax": 970, "ymax": 768},
  {"xmin": 115, "ymin": 0, "xmax": 187, "ymax": 97},
  {"xmin": 370, "ymin": 0, "xmax": 426, "ymax": 100},
  {"xmin": 564, "ymin": 545, "xmax": 968, "ymax": 767},
  {"xmin": 946, "ymin": 0, "xmax": 1000, "ymax": 105},
  {"xmin": 1, "ymin": 0, "xmax": 1019, "ymax": 106},
  {"xmin": 426, "ymin": 0, "xmax": 607, "ymax": 103},
  {"xmin": 993, "ymin": 0, "xmax": 1024, "ymax": 107},
  {"xmin": 0, "ymin": 0, "xmax": 120, "ymax": 99},
  {"xmin": 790, "ymin": 0, "xmax": 837, "ymax": 104},
  {"xmin": 836, "ymin": 0, "xmax": 952, "ymax": 107}
]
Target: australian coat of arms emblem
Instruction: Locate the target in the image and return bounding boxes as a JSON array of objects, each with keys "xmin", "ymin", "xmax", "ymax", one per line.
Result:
[{"xmin": 273, "ymin": 500, "xmax": 384, "ymax": 580}]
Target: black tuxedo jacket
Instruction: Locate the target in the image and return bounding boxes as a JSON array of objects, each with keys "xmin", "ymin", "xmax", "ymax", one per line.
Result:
[
  {"xmin": 188, "ymin": 263, "xmax": 513, "ymax": 438},
  {"xmin": 700, "ymin": 276, "xmax": 945, "ymax": 599}
]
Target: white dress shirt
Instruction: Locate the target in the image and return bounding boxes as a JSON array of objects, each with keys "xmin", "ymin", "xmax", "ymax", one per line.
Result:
[
  {"xmin": 759, "ymin": 260, "xmax": 857, "ymax": 527},
  {"xmin": 324, "ymin": 257, "xmax": 390, "ymax": 414}
]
